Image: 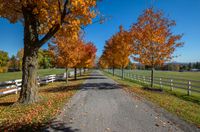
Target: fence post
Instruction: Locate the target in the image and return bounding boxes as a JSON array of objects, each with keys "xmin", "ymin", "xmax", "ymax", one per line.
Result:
[
  {"xmin": 160, "ymin": 78, "xmax": 162, "ymax": 89},
  {"xmin": 143, "ymin": 76, "xmax": 145, "ymax": 84},
  {"xmin": 15, "ymin": 81, "xmax": 18, "ymax": 94},
  {"xmin": 170, "ymin": 79, "xmax": 173, "ymax": 91},
  {"xmin": 187, "ymin": 81, "xmax": 191, "ymax": 96}
]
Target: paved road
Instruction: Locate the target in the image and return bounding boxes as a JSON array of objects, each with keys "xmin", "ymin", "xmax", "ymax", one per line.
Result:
[{"xmin": 45, "ymin": 70, "xmax": 196, "ymax": 132}]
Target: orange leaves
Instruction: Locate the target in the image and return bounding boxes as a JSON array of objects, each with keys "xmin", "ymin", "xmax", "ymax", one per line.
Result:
[
  {"xmin": 49, "ymin": 32, "xmax": 97, "ymax": 69},
  {"xmin": 0, "ymin": 81, "xmax": 81, "ymax": 131},
  {"xmin": 0, "ymin": 0, "xmax": 97, "ymax": 35},
  {"xmin": 130, "ymin": 8, "xmax": 183, "ymax": 67},
  {"xmin": 99, "ymin": 25, "xmax": 133, "ymax": 69},
  {"xmin": 77, "ymin": 42, "xmax": 97, "ymax": 68},
  {"xmin": 99, "ymin": 8, "xmax": 183, "ymax": 70}
]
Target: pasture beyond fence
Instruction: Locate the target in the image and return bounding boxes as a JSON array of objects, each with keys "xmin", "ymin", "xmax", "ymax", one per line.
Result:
[
  {"xmin": 0, "ymin": 69, "xmax": 86, "ymax": 96},
  {"xmin": 105, "ymin": 69, "xmax": 200, "ymax": 96}
]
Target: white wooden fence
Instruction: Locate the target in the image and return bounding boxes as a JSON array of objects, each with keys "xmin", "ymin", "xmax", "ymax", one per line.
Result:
[
  {"xmin": 105, "ymin": 69, "xmax": 200, "ymax": 96},
  {"xmin": 0, "ymin": 69, "xmax": 87, "ymax": 96}
]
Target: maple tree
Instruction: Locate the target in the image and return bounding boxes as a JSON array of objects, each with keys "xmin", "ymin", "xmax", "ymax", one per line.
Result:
[
  {"xmin": 113, "ymin": 26, "xmax": 132, "ymax": 79},
  {"xmin": 49, "ymin": 32, "xmax": 80, "ymax": 84},
  {"xmin": 72, "ymin": 38, "xmax": 97, "ymax": 80},
  {"xmin": 101, "ymin": 39, "xmax": 119, "ymax": 76},
  {"xmin": 130, "ymin": 8, "xmax": 183, "ymax": 88},
  {"xmin": 0, "ymin": 0, "xmax": 97, "ymax": 103},
  {"xmin": 78, "ymin": 42, "xmax": 97, "ymax": 70},
  {"xmin": 99, "ymin": 26, "xmax": 132, "ymax": 78}
]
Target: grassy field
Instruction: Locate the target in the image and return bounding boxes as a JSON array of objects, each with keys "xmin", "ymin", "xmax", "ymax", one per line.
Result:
[
  {"xmin": 110, "ymin": 69, "xmax": 200, "ymax": 101},
  {"xmin": 103, "ymin": 71, "xmax": 200, "ymax": 127},
  {"xmin": 0, "ymin": 69, "xmax": 67, "ymax": 82},
  {"xmin": 0, "ymin": 72, "xmax": 89, "ymax": 131},
  {"xmin": 127, "ymin": 69, "xmax": 200, "ymax": 81}
]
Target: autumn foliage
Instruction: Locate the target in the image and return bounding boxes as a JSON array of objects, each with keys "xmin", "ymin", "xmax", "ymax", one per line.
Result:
[
  {"xmin": 99, "ymin": 25, "xmax": 133, "ymax": 78},
  {"xmin": 130, "ymin": 8, "xmax": 183, "ymax": 87},
  {"xmin": 49, "ymin": 31, "xmax": 97, "ymax": 82},
  {"xmin": 0, "ymin": 0, "xmax": 97, "ymax": 104},
  {"xmin": 99, "ymin": 8, "xmax": 183, "ymax": 86}
]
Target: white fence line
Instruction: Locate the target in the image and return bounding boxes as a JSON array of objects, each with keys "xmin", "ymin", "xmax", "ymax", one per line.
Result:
[
  {"xmin": 105, "ymin": 69, "xmax": 200, "ymax": 96},
  {"xmin": 0, "ymin": 69, "xmax": 87, "ymax": 96}
]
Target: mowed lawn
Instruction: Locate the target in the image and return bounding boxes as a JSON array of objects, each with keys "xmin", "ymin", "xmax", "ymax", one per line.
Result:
[
  {"xmin": 128, "ymin": 70, "xmax": 200, "ymax": 81},
  {"xmin": 112, "ymin": 69, "xmax": 200, "ymax": 100},
  {"xmin": 0, "ymin": 69, "xmax": 67, "ymax": 82}
]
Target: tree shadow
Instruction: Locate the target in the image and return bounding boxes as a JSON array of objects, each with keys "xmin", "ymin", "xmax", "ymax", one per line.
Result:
[
  {"xmin": 1, "ymin": 120, "xmax": 79, "ymax": 132},
  {"xmin": 71, "ymin": 77, "xmax": 107, "ymax": 81},
  {"xmin": 41, "ymin": 84, "xmax": 82, "ymax": 93},
  {"xmin": 165, "ymin": 90, "xmax": 200, "ymax": 105},
  {"xmin": 0, "ymin": 102, "xmax": 15, "ymax": 106},
  {"xmin": 81, "ymin": 83, "xmax": 121, "ymax": 90},
  {"xmin": 43, "ymin": 121, "xmax": 79, "ymax": 132}
]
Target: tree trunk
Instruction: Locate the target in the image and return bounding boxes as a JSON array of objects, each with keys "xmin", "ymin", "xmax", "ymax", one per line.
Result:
[
  {"xmin": 18, "ymin": 43, "xmax": 39, "ymax": 104},
  {"xmin": 112, "ymin": 67, "xmax": 115, "ymax": 76},
  {"xmin": 79, "ymin": 68, "xmax": 82, "ymax": 76},
  {"xmin": 66, "ymin": 68, "xmax": 69, "ymax": 84},
  {"xmin": 151, "ymin": 67, "xmax": 154, "ymax": 88},
  {"xmin": 18, "ymin": 8, "xmax": 40, "ymax": 104},
  {"xmin": 122, "ymin": 67, "xmax": 124, "ymax": 79},
  {"xmin": 84, "ymin": 67, "xmax": 86, "ymax": 73},
  {"xmin": 74, "ymin": 68, "xmax": 77, "ymax": 80}
]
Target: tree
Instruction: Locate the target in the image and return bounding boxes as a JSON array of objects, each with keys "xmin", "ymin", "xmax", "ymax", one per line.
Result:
[
  {"xmin": 49, "ymin": 32, "xmax": 81, "ymax": 83},
  {"xmin": 131, "ymin": 8, "xmax": 183, "ymax": 88},
  {"xmin": 78, "ymin": 42, "xmax": 97, "ymax": 72},
  {"xmin": 101, "ymin": 39, "xmax": 119, "ymax": 76},
  {"xmin": 0, "ymin": 50, "xmax": 9, "ymax": 73},
  {"xmin": 0, "ymin": 0, "xmax": 97, "ymax": 104},
  {"xmin": 113, "ymin": 26, "xmax": 132, "ymax": 79},
  {"xmin": 72, "ymin": 38, "xmax": 85, "ymax": 80},
  {"xmin": 8, "ymin": 55, "xmax": 18, "ymax": 71},
  {"xmin": 99, "ymin": 26, "xmax": 132, "ymax": 78},
  {"xmin": 188, "ymin": 63, "xmax": 192, "ymax": 71},
  {"xmin": 16, "ymin": 49, "xmax": 24, "ymax": 71},
  {"xmin": 38, "ymin": 49, "xmax": 52, "ymax": 69}
]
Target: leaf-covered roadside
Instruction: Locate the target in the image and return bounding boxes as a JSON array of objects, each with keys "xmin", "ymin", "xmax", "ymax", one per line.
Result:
[{"xmin": 0, "ymin": 78, "xmax": 85, "ymax": 131}]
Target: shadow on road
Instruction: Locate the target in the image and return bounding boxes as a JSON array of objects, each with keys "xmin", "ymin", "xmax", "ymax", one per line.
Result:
[
  {"xmin": 43, "ymin": 121, "xmax": 79, "ymax": 132},
  {"xmin": 82, "ymin": 83, "xmax": 120, "ymax": 90}
]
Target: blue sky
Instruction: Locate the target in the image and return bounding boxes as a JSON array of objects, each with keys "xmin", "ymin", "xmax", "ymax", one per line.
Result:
[{"xmin": 0, "ymin": 0, "xmax": 200, "ymax": 62}]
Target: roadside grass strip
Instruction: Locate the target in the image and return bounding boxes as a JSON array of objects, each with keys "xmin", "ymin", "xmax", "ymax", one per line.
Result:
[{"xmin": 103, "ymin": 71, "xmax": 200, "ymax": 127}]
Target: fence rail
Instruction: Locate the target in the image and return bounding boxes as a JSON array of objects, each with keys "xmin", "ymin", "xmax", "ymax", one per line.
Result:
[
  {"xmin": 0, "ymin": 69, "xmax": 87, "ymax": 96},
  {"xmin": 105, "ymin": 69, "xmax": 200, "ymax": 96}
]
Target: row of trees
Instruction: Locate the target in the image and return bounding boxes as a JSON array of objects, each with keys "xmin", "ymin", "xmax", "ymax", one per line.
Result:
[
  {"xmin": 99, "ymin": 8, "xmax": 183, "ymax": 88},
  {"xmin": 49, "ymin": 32, "xmax": 97, "ymax": 83},
  {"xmin": 0, "ymin": 0, "xmax": 98, "ymax": 104},
  {"xmin": 0, "ymin": 50, "xmax": 9, "ymax": 73},
  {"xmin": 0, "ymin": 49, "xmax": 54, "ymax": 73}
]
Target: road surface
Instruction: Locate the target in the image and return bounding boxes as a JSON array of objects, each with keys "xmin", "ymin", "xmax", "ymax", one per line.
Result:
[{"xmin": 45, "ymin": 70, "xmax": 197, "ymax": 132}]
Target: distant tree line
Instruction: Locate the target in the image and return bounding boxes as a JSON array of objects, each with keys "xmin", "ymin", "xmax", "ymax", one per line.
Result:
[
  {"xmin": 125, "ymin": 62, "xmax": 200, "ymax": 72},
  {"xmin": 0, "ymin": 49, "xmax": 54, "ymax": 73}
]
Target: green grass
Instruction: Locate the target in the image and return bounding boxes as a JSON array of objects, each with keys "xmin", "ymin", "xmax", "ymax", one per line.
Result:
[
  {"xmin": 0, "ymin": 69, "xmax": 67, "ymax": 82},
  {"xmin": 0, "ymin": 72, "xmax": 89, "ymax": 131},
  {"xmin": 103, "ymin": 71, "xmax": 200, "ymax": 127},
  {"xmin": 127, "ymin": 69, "xmax": 200, "ymax": 81},
  {"xmin": 112, "ymin": 69, "xmax": 200, "ymax": 96}
]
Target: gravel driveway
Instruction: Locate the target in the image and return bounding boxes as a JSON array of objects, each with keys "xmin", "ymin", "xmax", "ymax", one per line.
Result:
[{"xmin": 45, "ymin": 70, "xmax": 198, "ymax": 132}]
